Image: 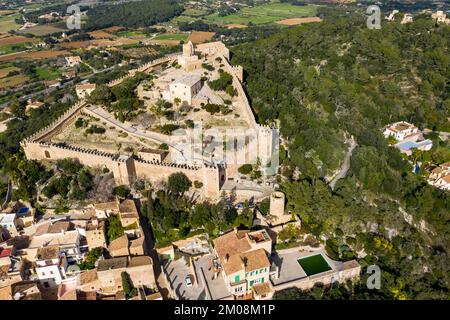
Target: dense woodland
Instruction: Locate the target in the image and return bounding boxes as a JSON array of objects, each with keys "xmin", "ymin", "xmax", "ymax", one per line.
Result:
[
  {"xmin": 231, "ymin": 11, "xmax": 450, "ymax": 299},
  {"xmin": 85, "ymin": 0, "xmax": 183, "ymax": 30}
]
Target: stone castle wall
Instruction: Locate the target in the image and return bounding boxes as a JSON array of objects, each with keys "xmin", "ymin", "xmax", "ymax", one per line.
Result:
[
  {"xmin": 21, "ymin": 141, "xmax": 221, "ymax": 197},
  {"xmin": 19, "ymin": 42, "xmax": 277, "ymax": 198}
]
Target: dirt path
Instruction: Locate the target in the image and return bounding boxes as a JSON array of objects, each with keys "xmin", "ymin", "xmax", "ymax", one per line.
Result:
[{"xmin": 329, "ymin": 138, "xmax": 358, "ymax": 190}]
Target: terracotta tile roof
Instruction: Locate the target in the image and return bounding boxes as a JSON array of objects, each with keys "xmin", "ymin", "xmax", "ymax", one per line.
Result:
[
  {"xmin": 128, "ymin": 255, "xmax": 152, "ymax": 268},
  {"xmin": 129, "ymin": 237, "xmax": 144, "ymax": 248},
  {"xmin": 108, "ymin": 235, "xmax": 129, "ymax": 254},
  {"xmin": 213, "ymin": 230, "xmax": 251, "ymax": 264},
  {"xmin": 34, "ymin": 222, "xmax": 51, "ymax": 236},
  {"xmin": 79, "ymin": 269, "xmax": 98, "ymax": 285},
  {"xmin": 119, "ymin": 200, "xmax": 138, "ymax": 217},
  {"xmin": 224, "ymin": 248, "xmax": 270, "ymax": 275},
  {"xmin": 76, "ymin": 83, "xmax": 96, "ymax": 90},
  {"xmin": 48, "ymin": 221, "xmax": 72, "ymax": 234},
  {"xmin": 0, "ymin": 285, "xmax": 11, "ymax": 300},
  {"xmin": 213, "ymin": 229, "xmax": 271, "ymax": 275},
  {"xmin": 94, "ymin": 200, "xmax": 119, "ymax": 212},
  {"xmin": 439, "ymin": 174, "xmax": 450, "ymax": 183},
  {"xmin": 97, "ymin": 257, "xmax": 127, "ymax": 271},
  {"xmin": 431, "ymin": 167, "xmax": 443, "ymax": 174},
  {"xmin": 0, "ymin": 247, "xmax": 12, "ymax": 258}
]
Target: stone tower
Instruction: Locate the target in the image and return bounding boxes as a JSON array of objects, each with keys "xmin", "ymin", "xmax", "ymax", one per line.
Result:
[
  {"xmin": 270, "ymin": 191, "xmax": 285, "ymax": 218},
  {"xmin": 183, "ymin": 41, "xmax": 194, "ymax": 58}
]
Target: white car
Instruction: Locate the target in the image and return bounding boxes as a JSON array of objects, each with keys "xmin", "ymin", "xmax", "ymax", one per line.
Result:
[{"xmin": 185, "ymin": 276, "xmax": 192, "ymax": 287}]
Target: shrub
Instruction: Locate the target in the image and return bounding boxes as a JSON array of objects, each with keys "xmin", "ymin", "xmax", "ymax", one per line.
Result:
[
  {"xmin": 194, "ymin": 181, "xmax": 203, "ymax": 188},
  {"xmin": 238, "ymin": 164, "xmax": 253, "ymax": 175}
]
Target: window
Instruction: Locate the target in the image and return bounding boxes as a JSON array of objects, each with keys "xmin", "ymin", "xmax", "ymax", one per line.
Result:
[
  {"xmin": 41, "ymin": 272, "xmax": 46, "ymax": 276},
  {"xmin": 234, "ymin": 275, "xmax": 240, "ymax": 283},
  {"xmin": 44, "ymin": 282, "xmax": 49, "ymax": 288},
  {"xmin": 256, "ymin": 270, "xmax": 258, "ymax": 275},
  {"xmin": 50, "ymin": 271, "xmax": 54, "ymax": 275}
]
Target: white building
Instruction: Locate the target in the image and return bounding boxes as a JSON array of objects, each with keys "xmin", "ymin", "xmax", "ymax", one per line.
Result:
[
  {"xmin": 383, "ymin": 121, "xmax": 420, "ymax": 141},
  {"xmin": 386, "ymin": 10, "xmax": 399, "ymax": 21},
  {"xmin": 428, "ymin": 162, "xmax": 450, "ymax": 191},
  {"xmin": 35, "ymin": 246, "xmax": 69, "ymax": 289},
  {"xmin": 163, "ymin": 74, "xmax": 202, "ymax": 105},
  {"xmin": 401, "ymin": 14, "xmax": 414, "ymax": 24},
  {"xmin": 0, "ymin": 214, "xmax": 17, "ymax": 237},
  {"xmin": 65, "ymin": 56, "xmax": 82, "ymax": 67},
  {"xmin": 431, "ymin": 11, "xmax": 449, "ymax": 24}
]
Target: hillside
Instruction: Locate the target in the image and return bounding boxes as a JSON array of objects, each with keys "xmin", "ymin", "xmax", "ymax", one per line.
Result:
[{"xmin": 231, "ymin": 13, "xmax": 450, "ymax": 299}]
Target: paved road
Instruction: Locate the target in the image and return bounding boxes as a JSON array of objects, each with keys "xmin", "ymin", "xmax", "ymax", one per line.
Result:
[
  {"xmin": 329, "ymin": 139, "xmax": 358, "ymax": 190},
  {"xmin": 0, "ymin": 65, "xmax": 118, "ymax": 110},
  {"xmin": 423, "ymin": 128, "xmax": 450, "ymax": 138},
  {"xmin": 134, "ymin": 198, "xmax": 171, "ymax": 299}
]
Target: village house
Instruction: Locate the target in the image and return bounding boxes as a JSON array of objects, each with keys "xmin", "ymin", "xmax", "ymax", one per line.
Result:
[
  {"xmin": 85, "ymin": 218, "xmax": 106, "ymax": 250},
  {"xmin": 212, "ymin": 228, "xmax": 273, "ymax": 299},
  {"xmin": 94, "ymin": 199, "xmax": 120, "ymax": 220},
  {"xmin": 65, "ymin": 56, "xmax": 82, "ymax": 67},
  {"xmin": 26, "ymin": 220, "xmax": 83, "ymax": 263},
  {"xmin": 383, "ymin": 121, "xmax": 432, "ymax": 155},
  {"xmin": 65, "ymin": 56, "xmax": 81, "ymax": 67},
  {"xmin": 401, "ymin": 14, "xmax": 414, "ymax": 24},
  {"xmin": 432, "ymin": 11, "xmax": 450, "ymax": 24},
  {"xmin": 428, "ymin": 162, "xmax": 450, "ymax": 191},
  {"xmin": 34, "ymin": 246, "xmax": 70, "ymax": 289},
  {"xmin": 96, "ymin": 255, "xmax": 156, "ymax": 295},
  {"xmin": 75, "ymin": 83, "xmax": 96, "ymax": 99},
  {"xmin": 118, "ymin": 200, "xmax": 140, "ymax": 229},
  {"xmin": 137, "ymin": 148, "xmax": 168, "ymax": 163},
  {"xmin": 383, "ymin": 121, "xmax": 420, "ymax": 142}
]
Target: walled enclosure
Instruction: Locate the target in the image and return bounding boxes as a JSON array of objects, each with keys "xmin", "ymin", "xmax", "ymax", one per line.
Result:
[{"xmin": 20, "ymin": 42, "xmax": 276, "ymax": 199}]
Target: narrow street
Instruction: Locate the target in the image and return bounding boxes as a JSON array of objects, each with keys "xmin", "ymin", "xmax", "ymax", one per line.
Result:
[{"xmin": 134, "ymin": 198, "xmax": 171, "ymax": 300}]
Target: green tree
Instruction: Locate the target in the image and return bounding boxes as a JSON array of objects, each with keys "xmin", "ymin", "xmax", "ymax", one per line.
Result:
[{"xmin": 167, "ymin": 172, "xmax": 192, "ymax": 195}]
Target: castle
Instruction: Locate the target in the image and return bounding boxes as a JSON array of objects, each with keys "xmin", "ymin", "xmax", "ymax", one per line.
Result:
[{"xmin": 20, "ymin": 42, "xmax": 278, "ymax": 199}]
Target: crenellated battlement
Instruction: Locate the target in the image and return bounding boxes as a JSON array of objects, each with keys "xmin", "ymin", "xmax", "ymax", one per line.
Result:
[{"xmin": 23, "ymin": 100, "xmax": 87, "ymax": 143}]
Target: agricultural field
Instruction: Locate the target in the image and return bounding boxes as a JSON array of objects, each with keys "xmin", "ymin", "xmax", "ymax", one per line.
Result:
[
  {"xmin": 35, "ymin": 67, "xmax": 61, "ymax": 81},
  {"xmin": 0, "ymin": 66, "xmax": 20, "ymax": 78},
  {"xmin": 153, "ymin": 33, "xmax": 189, "ymax": 41},
  {"xmin": 204, "ymin": 3, "xmax": 318, "ymax": 26},
  {"xmin": 17, "ymin": 24, "xmax": 66, "ymax": 36},
  {"xmin": 115, "ymin": 30, "xmax": 149, "ymax": 38},
  {"xmin": 0, "ymin": 50, "xmax": 70, "ymax": 62},
  {"xmin": 188, "ymin": 31, "xmax": 215, "ymax": 44},
  {"xmin": 0, "ymin": 14, "xmax": 21, "ymax": 34},
  {"xmin": 0, "ymin": 42, "xmax": 29, "ymax": 55},
  {"xmin": 0, "ymin": 74, "xmax": 29, "ymax": 89},
  {"xmin": 276, "ymin": 17, "xmax": 323, "ymax": 26}
]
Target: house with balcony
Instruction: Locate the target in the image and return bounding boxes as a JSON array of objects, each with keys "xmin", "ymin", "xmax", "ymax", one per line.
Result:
[
  {"xmin": 212, "ymin": 228, "xmax": 273, "ymax": 299},
  {"xmin": 34, "ymin": 246, "xmax": 70, "ymax": 289}
]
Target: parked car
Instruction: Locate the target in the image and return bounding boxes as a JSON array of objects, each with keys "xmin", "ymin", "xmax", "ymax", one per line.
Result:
[
  {"xmin": 235, "ymin": 202, "xmax": 244, "ymax": 210},
  {"xmin": 185, "ymin": 275, "xmax": 192, "ymax": 287}
]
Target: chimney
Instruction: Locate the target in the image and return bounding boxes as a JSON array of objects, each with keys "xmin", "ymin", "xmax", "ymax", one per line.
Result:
[{"xmin": 224, "ymin": 253, "xmax": 229, "ymax": 263}]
